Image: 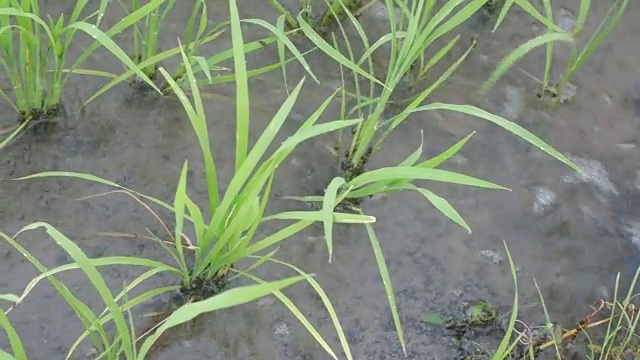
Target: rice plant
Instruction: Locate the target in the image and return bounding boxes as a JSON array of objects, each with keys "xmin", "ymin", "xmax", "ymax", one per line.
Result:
[
  {"xmin": 267, "ymin": 0, "xmax": 373, "ymax": 34},
  {"xmin": 481, "ymin": 0, "xmax": 629, "ymax": 103},
  {"xmin": 76, "ymin": 1, "xmax": 319, "ymax": 104},
  {"xmin": 281, "ymin": 0, "xmax": 582, "ymax": 354},
  {"xmin": 0, "ymin": 0, "xmax": 163, "ymax": 148},
  {"xmin": 6, "ymin": 0, "xmax": 367, "ymax": 358},
  {"xmin": 116, "ymin": 0, "xmax": 178, "ymax": 83},
  {"xmin": 0, "ymin": 225, "xmax": 309, "ymax": 360}
]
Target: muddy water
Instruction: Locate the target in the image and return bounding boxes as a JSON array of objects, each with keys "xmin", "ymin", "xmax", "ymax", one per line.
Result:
[{"xmin": 2, "ymin": 0, "xmax": 640, "ymax": 359}]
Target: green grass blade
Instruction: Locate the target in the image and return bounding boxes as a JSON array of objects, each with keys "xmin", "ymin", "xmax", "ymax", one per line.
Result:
[
  {"xmin": 419, "ymin": 131, "xmax": 475, "ymax": 169},
  {"xmin": 540, "ymin": 0, "xmax": 554, "ymax": 93},
  {"xmin": 15, "ymin": 257, "xmax": 180, "ymax": 306},
  {"xmin": 205, "ymin": 78, "xmax": 306, "ymax": 240},
  {"xmin": 399, "ymin": 130, "xmax": 424, "ymax": 167},
  {"xmin": 574, "ymin": 0, "xmax": 590, "ymax": 35},
  {"xmin": 495, "ymin": 0, "xmax": 564, "ymax": 33},
  {"xmin": 256, "ymin": 258, "xmax": 354, "ymax": 360},
  {"xmin": 375, "ymin": 37, "xmax": 476, "ymax": 151},
  {"xmin": 14, "ymin": 171, "xmax": 177, "ymax": 217},
  {"xmin": 263, "ymin": 211, "xmax": 375, "ymax": 224},
  {"xmin": 172, "ymin": 161, "xmax": 190, "ymax": 274},
  {"xmin": 278, "ymin": 119, "xmax": 361, "ymax": 152},
  {"xmin": 66, "ymin": 0, "xmax": 165, "ymax": 81},
  {"xmin": 480, "ymin": 32, "xmax": 573, "ymax": 93},
  {"xmin": 66, "ymin": 21, "xmax": 160, "ymax": 94},
  {"xmin": 564, "ymin": 0, "xmax": 628, "ymax": 84},
  {"xmin": 492, "ymin": 241, "xmax": 519, "ymax": 359},
  {"xmin": 428, "ymin": 0, "xmax": 486, "ymax": 43},
  {"xmin": 241, "ymin": 220, "xmax": 314, "ymax": 257},
  {"xmin": 242, "ymin": 18, "xmax": 318, "ymax": 83},
  {"xmin": 492, "ymin": 0, "xmax": 515, "ymax": 31},
  {"xmin": 364, "ymin": 222, "xmax": 405, "ymax": 355},
  {"xmin": 0, "ymin": 310, "xmax": 26, "ymax": 360},
  {"xmin": 241, "ymin": 271, "xmax": 341, "ymax": 359},
  {"xmin": 398, "ymin": 184, "xmax": 471, "ymax": 233},
  {"xmin": 137, "ymin": 276, "xmax": 308, "ymax": 359},
  {"xmin": 275, "ymin": 15, "xmax": 288, "ymax": 94},
  {"xmin": 297, "ymin": 14, "xmax": 386, "ymax": 88},
  {"xmin": 229, "ymin": 0, "xmax": 249, "ymax": 171},
  {"xmin": 322, "ymin": 177, "xmax": 346, "ymax": 262},
  {"xmin": 0, "ymin": 230, "xmax": 110, "ymax": 353},
  {"xmin": 409, "ymin": 103, "xmax": 581, "ymax": 173},
  {"xmin": 81, "ymin": 30, "xmax": 224, "ymax": 104},
  {"xmin": 349, "ymin": 166, "xmax": 509, "ymax": 190},
  {"xmin": 159, "ymin": 47, "xmax": 219, "ymax": 213}
]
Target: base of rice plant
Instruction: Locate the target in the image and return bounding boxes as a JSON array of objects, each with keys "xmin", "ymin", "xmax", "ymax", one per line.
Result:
[{"xmin": 267, "ymin": 0, "xmax": 371, "ymax": 35}]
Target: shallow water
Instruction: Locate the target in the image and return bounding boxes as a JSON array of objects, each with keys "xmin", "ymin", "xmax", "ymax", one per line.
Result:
[{"xmin": 2, "ymin": 0, "xmax": 640, "ymax": 359}]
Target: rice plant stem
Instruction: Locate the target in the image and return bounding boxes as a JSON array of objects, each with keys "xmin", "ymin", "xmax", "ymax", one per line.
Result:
[{"xmin": 267, "ymin": 0, "xmax": 298, "ymax": 29}]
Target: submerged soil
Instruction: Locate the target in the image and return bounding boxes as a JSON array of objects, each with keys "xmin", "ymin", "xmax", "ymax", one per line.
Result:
[{"xmin": 2, "ymin": 0, "xmax": 640, "ymax": 359}]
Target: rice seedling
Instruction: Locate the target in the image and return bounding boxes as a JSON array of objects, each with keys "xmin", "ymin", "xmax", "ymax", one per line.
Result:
[
  {"xmin": 6, "ymin": 0, "xmax": 368, "ymax": 358},
  {"xmin": 0, "ymin": 0, "xmax": 164, "ymax": 149},
  {"xmin": 76, "ymin": 1, "xmax": 320, "ymax": 103},
  {"xmin": 115, "ymin": 0, "xmax": 179, "ymax": 83},
  {"xmin": 279, "ymin": 0, "xmax": 582, "ymax": 354},
  {"xmin": 267, "ymin": 0, "xmax": 374, "ymax": 34},
  {"xmin": 0, "ymin": 225, "xmax": 309, "ymax": 360},
  {"xmin": 481, "ymin": 0, "xmax": 629, "ymax": 103}
]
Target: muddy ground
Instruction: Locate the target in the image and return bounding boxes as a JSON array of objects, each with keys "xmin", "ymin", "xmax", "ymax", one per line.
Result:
[{"xmin": 2, "ymin": 0, "xmax": 640, "ymax": 359}]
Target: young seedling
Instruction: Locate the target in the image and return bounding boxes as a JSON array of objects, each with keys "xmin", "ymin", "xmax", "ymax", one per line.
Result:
[
  {"xmin": 9, "ymin": 0, "xmax": 366, "ymax": 358},
  {"xmin": 267, "ymin": 0, "xmax": 374, "ymax": 35},
  {"xmin": 287, "ymin": 0, "xmax": 582, "ymax": 355},
  {"xmin": 0, "ymin": 0, "xmax": 163, "ymax": 149},
  {"xmin": 0, "ymin": 225, "xmax": 308, "ymax": 360},
  {"xmin": 116, "ymin": 0, "xmax": 179, "ymax": 85},
  {"xmin": 76, "ymin": 1, "xmax": 318, "ymax": 103},
  {"xmin": 481, "ymin": 0, "xmax": 629, "ymax": 104}
]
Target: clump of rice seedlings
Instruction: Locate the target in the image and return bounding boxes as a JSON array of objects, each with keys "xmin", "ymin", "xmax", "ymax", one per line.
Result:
[
  {"xmin": 284, "ymin": 0, "xmax": 581, "ymax": 355},
  {"xmin": 116, "ymin": 0, "xmax": 179, "ymax": 86},
  {"xmin": 481, "ymin": 0, "xmax": 629, "ymax": 104},
  {"xmin": 0, "ymin": 225, "xmax": 308, "ymax": 360},
  {"xmin": 78, "ymin": 1, "xmax": 317, "ymax": 103},
  {"xmin": 267, "ymin": 0, "xmax": 373, "ymax": 35},
  {"xmin": 10, "ymin": 0, "xmax": 365, "ymax": 358},
  {"xmin": 0, "ymin": 0, "xmax": 163, "ymax": 149}
]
